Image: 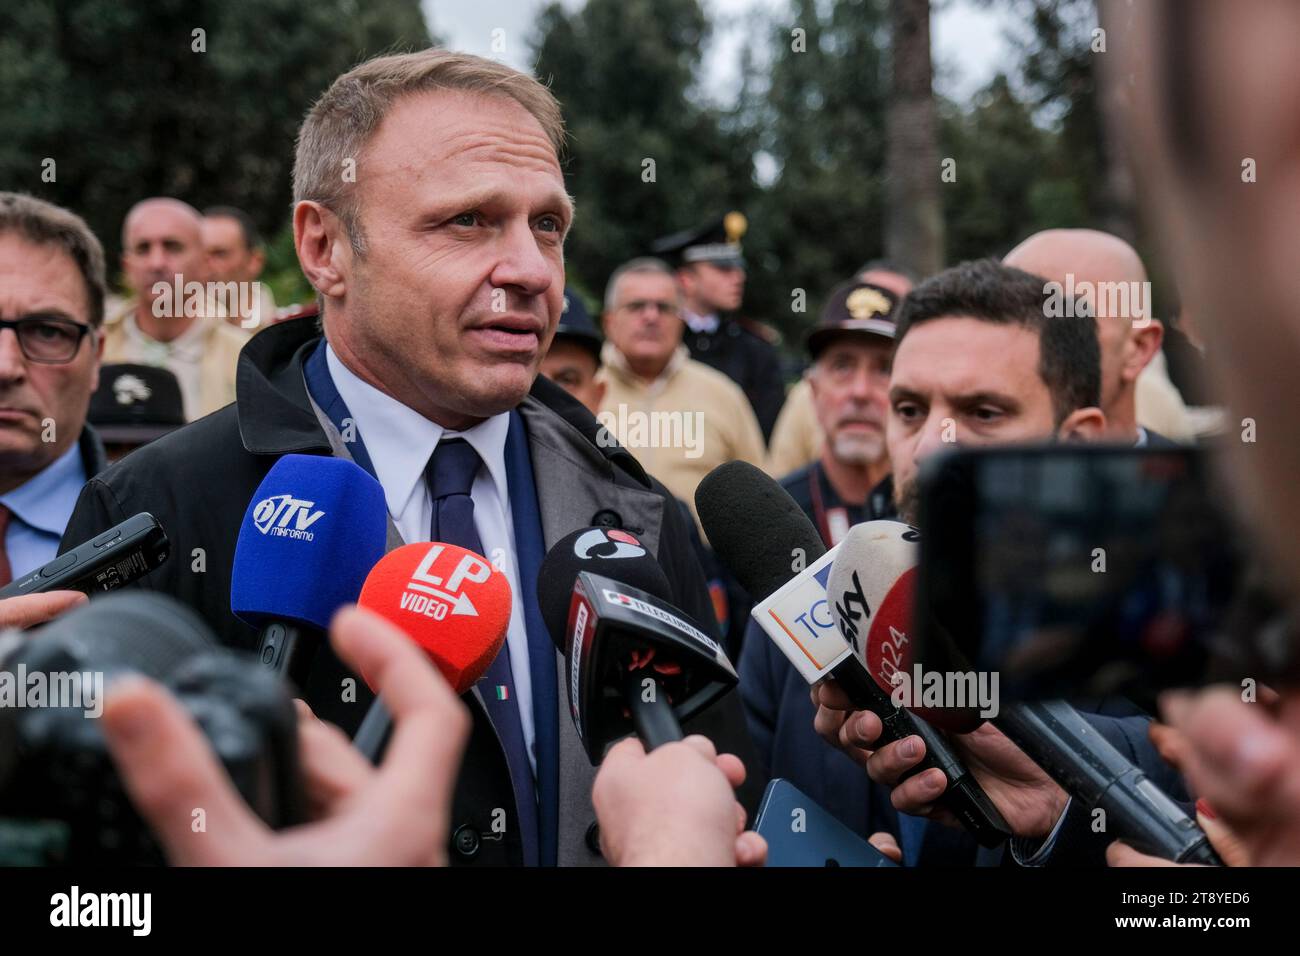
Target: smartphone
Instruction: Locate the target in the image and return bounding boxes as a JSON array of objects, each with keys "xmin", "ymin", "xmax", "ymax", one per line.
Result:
[
  {"xmin": 754, "ymin": 779, "xmax": 900, "ymax": 867},
  {"xmin": 914, "ymin": 444, "xmax": 1283, "ymax": 710},
  {"xmin": 0, "ymin": 513, "xmax": 170, "ymax": 599}
]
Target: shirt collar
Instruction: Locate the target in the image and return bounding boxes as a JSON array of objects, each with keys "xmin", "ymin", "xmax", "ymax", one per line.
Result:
[
  {"xmin": 1134, "ymin": 426, "xmax": 1149, "ymax": 448},
  {"xmin": 324, "ymin": 344, "xmax": 510, "ymax": 518},
  {"xmin": 683, "ymin": 310, "xmax": 720, "ymax": 334},
  {"xmin": 0, "ymin": 440, "xmax": 88, "ymax": 535}
]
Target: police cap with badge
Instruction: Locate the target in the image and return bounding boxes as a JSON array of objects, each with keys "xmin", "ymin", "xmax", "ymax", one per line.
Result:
[
  {"xmin": 805, "ymin": 279, "xmax": 900, "ymax": 359},
  {"xmin": 651, "ymin": 211, "xmax": 748, "ymax": 269}
]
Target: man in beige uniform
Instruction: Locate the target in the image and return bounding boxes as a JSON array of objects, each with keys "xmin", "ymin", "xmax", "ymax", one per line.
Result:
[
  {"xmin": 597, "ymin": 257, "xmax": 766, "ymax": 531},
  {"xmin": 104, "ymin": 197, "xmax": 248, "ymax": 420}
]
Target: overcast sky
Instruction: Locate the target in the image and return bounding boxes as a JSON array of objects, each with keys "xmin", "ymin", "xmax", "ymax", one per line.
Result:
[{"xmin": 422, "ymin": 0, "xmax": 1015, "ymax": 105}]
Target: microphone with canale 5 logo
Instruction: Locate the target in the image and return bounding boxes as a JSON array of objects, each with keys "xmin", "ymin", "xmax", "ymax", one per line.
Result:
[
  {"xmin": 695, "ymin": 462, "xmax": 1011, "ymax": 847},
  {"xmin": 536, "ymin": 527, "xmax": 737, "ymax": 761},
  {"xmin": 231, "ymin": 454, "xmax": 387, "ymax": 690},
  {"xmin": 830, "ymin": 519, "xmax": 1221, "ymax": 865},
  {"xmin": 352, "ymin": 541, "xmax": 511, "ymax": 760}
]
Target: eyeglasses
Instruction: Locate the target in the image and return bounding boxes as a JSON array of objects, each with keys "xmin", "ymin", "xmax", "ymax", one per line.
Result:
[
  {"xmin": 0, "ymin": 316, "xmax": 95, "ymax": 364},
  {"xmin": 619, "ymin": 300, "xmax": 680, "ymax": 316}
]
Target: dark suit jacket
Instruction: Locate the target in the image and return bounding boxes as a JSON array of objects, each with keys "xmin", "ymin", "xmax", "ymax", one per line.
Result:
[{"xmin": 60, "ymin": 317, "xmax": 762, "ymax": 866}]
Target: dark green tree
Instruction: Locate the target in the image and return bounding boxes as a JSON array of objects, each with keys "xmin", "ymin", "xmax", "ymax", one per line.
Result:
[
  {"xmin": 531, "ymin": 0, "xmax": 758, "ymax": 311},
  {"xmin": 939, "ymin": 72, "xmax": 1087, "ymax": 262},
  {"xmin": 0, "ymin": 0, "xmax": 432, "ymax": 282},
  {"xmin": 739, "ymin": 0, "xmax": 892, "ymax": 340}
]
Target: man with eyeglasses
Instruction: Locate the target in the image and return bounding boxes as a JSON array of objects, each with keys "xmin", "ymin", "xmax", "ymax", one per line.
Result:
[
  {"xmin": 597, "ymin": 257, "xmax": 766, "ymax": 535},
  {"xmin": 0, "ymin": 193, "xmax": 107, "ymax": 581}
]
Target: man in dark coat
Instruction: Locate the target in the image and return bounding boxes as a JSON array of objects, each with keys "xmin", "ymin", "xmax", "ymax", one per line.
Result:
[{"xmin": 61, "ymin": 49, "xmax": 760, "ymax": 868}]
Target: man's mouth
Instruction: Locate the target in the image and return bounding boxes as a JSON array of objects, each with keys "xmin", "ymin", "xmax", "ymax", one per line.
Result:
[
  {"xmin": 838, "ymin": 418, "xmax": 882, "ymax": 432},
  {"xmin": 468, "ymin": 315, "xmax": 545, "ymax": 354}
]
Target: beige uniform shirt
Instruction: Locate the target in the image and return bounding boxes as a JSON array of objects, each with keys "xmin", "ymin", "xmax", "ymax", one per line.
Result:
[
  {"xmin": 598, "ymin": 343, "xmax": 767, "ymax": 531},
  {"xmin": 766, "ymin": 377, "xmax": 823, "ymax": 479},
  {"xmin": 102, "ymin": 296, "xmax": 250, "ymax": 421}
]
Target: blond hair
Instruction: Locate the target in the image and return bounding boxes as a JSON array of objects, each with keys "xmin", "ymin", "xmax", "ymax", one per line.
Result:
[
  {"xmin": 0, "ymin": 192, "xmax": 107, "ymax": 326},
  {"xmin": 292, "ymin": 49, "xmax": 566, "ymax": 255}
]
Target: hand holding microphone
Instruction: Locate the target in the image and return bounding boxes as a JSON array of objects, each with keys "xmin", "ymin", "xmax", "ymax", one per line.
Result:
[
  {"xmin": 695, "ymin": 463, "xmax": 1011, "ymax": 846},
  {"xmin": 811, "ymin": 680, "xmax": 1070, "ymax": 840},
  {"xmin": 592, "ymin": 735, "xmax": 766, "ymax": 867},
  {"xmin": 1107, "ymin": 686, "xmax": 1300, "ymax": 867}
]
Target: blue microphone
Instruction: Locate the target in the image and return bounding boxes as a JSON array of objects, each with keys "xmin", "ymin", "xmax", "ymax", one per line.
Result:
[{"xmin": 231, "ymin": 454, "xmax": 388, "ymax": 688}]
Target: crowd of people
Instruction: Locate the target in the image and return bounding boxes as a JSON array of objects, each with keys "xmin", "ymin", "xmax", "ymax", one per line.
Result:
[{"xmin": 2, "ymin": 0, "xmax": 1299, "ymax": 872}]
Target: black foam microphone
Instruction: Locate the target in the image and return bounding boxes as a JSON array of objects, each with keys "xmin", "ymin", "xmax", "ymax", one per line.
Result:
[
  {"xmin": 537, "ymin": 527, "xmax": 737, "ymax": 761},
  {"xmin": 695, "ymin": 461, "xmax": 1012, "ymax": 847}
]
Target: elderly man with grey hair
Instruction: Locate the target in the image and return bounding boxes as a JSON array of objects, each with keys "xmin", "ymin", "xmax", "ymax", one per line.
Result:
[
  {"xmin": 62, "ymin": 48, "xmax": 762, "ymax": 868},
  {"xmin": 596, "ymin": 256, "xmax": 767, "ymax": 535}
]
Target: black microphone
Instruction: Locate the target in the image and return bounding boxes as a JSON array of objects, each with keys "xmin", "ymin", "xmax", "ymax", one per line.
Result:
[
  {"xmin": 695, "ymin": 461, "xmax": 1012, "ymax": 847},
  {"xmin": 537, "ymin": 527, "xmax": 737, "ymax": 760},
  {"xmin": 996, "ymin": 700, "xmax": 1222, "ymax": 865}
]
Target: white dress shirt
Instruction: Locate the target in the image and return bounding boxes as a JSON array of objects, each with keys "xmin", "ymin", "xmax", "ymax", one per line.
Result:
[
  {"xmin": 326, "ymin": 345, "xmax": 537, "ymax": 772},
  {"xmin": 683, "ymin": 309, "xmax": 720, "ymax": 334}
]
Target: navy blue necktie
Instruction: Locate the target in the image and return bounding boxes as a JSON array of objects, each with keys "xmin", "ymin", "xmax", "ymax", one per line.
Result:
[{"xmin": 425, "ymin": 438, "xmax": 539, "ymax": 864}]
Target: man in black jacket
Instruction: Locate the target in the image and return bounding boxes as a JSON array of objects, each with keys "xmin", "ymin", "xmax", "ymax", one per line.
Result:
[{"xmin": 61, "ymin": 48, "xmax": 759, "ymax": 867}]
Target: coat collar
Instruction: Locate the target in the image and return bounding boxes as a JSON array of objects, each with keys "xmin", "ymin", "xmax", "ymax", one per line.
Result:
[{"xmin": 233, "ymin": 315, "xmax": 653, "ymax": 487}]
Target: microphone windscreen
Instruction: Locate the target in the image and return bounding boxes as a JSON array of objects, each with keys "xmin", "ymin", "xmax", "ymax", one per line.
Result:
[
  {"xmin": 537, "ymin": 527, "xmax": 671, "ymax": 648},
  {"xmin": 695, "ymin": 461, "xmax": 827, "ymax": 600},
  {"xmin": 827, "ymin": 520, "xmax": 981, "ymax": 732},
  {"xmin": 231, "ymin": 455, "xmax": 387, "ymax": 630},
  {"xmin": 358, "ymin": 542, "xmax": 511, "ymax": 694}
]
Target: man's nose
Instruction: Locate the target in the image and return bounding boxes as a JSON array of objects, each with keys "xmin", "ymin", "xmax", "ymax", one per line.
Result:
[
  {"xmin": 490, "ymin": 221, "xmax": 554, "ymax": 297},
  {"xmin": 0, "ymin": 329, "xmax": 29, "ymax": 383},
  {"xmin": 146, "ymin": 245, "xmax": 170, "ymax": 273},
  {"xmin": 912, "ymin": 414, "xmax": 954, "ymax": 464}
]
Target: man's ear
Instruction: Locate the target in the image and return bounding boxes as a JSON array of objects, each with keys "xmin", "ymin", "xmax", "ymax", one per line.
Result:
[
  {"xmin": 1057, "ymin": 406, "xmax": 1108, "ymax": 442},
  {"xmin": 592, "ymin": 378, "xmax": 607, "ymax": 409},
  {"xmin": 293, "ymin": 201, "xmax": 350, "ymax": 301},
  {"xmin": 248, "ymin": 247, "xmax": 266, "ymax": 278},
  {"xmin": 806, "ymin": 366, "xmax": 823, "ymax": 403},
  {"xmin": 1120, "ymin": 318, "xmax": 1164, "ymax": 384}
]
